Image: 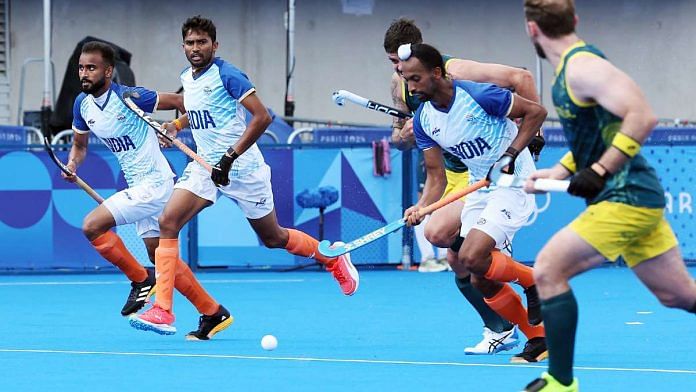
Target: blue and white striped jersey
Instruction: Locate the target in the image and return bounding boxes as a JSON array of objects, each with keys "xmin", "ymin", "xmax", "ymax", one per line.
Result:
[
  {"xmin": 413, "ymin": 80, "xmax": 535, "ymax": 183},
  {"xmin": 72, "ymin": 83, "xmax": 174, "ymax": 187},
  {"xmin": 181, "ymin": 57, "xmax": 263, "ymax": 177}
]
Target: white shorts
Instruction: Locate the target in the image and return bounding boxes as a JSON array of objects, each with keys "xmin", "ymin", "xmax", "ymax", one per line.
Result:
[
  {"xmin": 174, "ymin": 161, "xmax": 275, "ymax": 220},
  {"xmin": 103, "ymin": 179, "xmax": 174, "ymax": 238},
  {"xmin": 460, "ymin": 187, "xmax": 535, "ymax": 249}
]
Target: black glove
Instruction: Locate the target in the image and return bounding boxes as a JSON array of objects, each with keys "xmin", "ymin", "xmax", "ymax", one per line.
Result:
[
  {"xmin": 528, "ymin": 134, "xmax": 546, "ymax": 160},
  {"xmin": 487, "ymin": 147, "xmax": 519, "ymax": 181},
  {"xmin": 567, "ymin": 166, "xmax": 609, "ymax": 199},
  {"xmin": 211, "ymin": 153, "xmax": 235, "ymax": 186}
]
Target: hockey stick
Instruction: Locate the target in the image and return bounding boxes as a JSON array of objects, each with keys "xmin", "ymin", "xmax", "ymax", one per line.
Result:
[
  {"xmin": 332, "ymin": 89, "xmax": 412, "ymax": 119},
  {"xmin": 317, "ymin": 179, "xmax": 489, "ymax": 257},
  {"xmin": 120, "ymin": 91, "xmax": 213, "ymax": 173},
  {"xmin": 490, "ymin": 172, "xmax": 569, "ymax": 192},
  {"xmin": 43, "ymin": 136, "xmax": 105, "ymax": 204}
]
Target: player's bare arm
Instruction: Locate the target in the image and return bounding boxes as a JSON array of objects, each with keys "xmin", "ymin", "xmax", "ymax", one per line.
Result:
[
  {"xmin": 566, "ymin": 55, "xmax": 657, "ymax": 176},
  {"xmin": 160, "ymin": 113, "xmax": 189, "ymax": 147},
  {"xmin": 210, "ymin": 92, "xmax": 272, "ymax": 187},
  {"xmin": 447, "ymin": 59, "xmax": 540, "ymax": 103},
  {"xmin": 506, "ymin": 94, "xmax": 548, "ymax": 152},
  {"xmin": 404, "ymin": 147, "xmax": 446, "ymax": 226},
  {"xmin": 156, "ymin": 92, "xmax": 185, "ymax": 113},
  {"xmin": 63, "ymin": 131, "xmax": 90, "ymax": 182},
  {"xmin": 390, "ymin": 72, "xmax": 414, "ymax": 150}
]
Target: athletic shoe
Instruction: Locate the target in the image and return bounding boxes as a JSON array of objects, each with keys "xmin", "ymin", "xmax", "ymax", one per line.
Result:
[
  {"xmin": 418, "ymin": 258, "xmax": 449, "ymax": 273},
  {"xmin": 186, "ymin": 305, "xmax": 234, "ymax": 341},
  {"xmin": 523, "ymin": 372, "xmax": 579, "ymax": 391},
  {"xmin": 464, "ymin": 326, "xmax": 520, "ymax": 355},
  {"xmin": 525, "ymin": 285, "xmax": 543, "ymax": 326},
  {"xmin": 327, "ymin": 242, "xmax": 359, "ymax": 296},
  {"xmin": 121, "ymin": 269, "xmax": 156, "ymax": 316},
  {"xmin": 128, "ymin": 304, "xmax": 176, "ymax": 335},
  {"xmin": 511, "ymin": 337, "xmax": 548, "ymax": 363}
]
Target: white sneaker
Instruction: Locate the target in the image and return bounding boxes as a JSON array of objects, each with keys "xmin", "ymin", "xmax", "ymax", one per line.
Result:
[
  {"xmin": 464, "ymin": 326, "xmax": 519, "ymax": 355},
  {"xmin": 418, "ymin": 258, "xmax": 449, "ymax": 273}
]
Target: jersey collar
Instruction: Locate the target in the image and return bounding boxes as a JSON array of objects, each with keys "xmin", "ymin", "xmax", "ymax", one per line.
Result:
[
  {"xmin": 192, "ymin": 57, "xmax": 218, "ymax": 80},
  {"xmin": 431, "ymin": 80, "xmax": 457, "ymax": 113},
  {"xmin": 93, "ymin": 86, "xmax": 113, "ymax": 111},
  {"xmin": 555, "ymin": 40, "xmax": 586, "ymax": 75}
]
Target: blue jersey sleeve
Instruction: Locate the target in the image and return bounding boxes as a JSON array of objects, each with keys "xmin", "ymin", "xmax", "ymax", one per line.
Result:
[
  {"xmin": 122, "ymin": 86, "xmax": 158, "ymax": 113},
  {"xmin": 456, "ymin": 80, "xmax": 512, "ymax": 118},
  {"xmin": 72, "ymin": 93, "xmax": 89, "ymax": 132},
  {"xmin": 413, "ymin": 105, "xmax": 437, "ymax": 150},
  {"xmin": 216, "ymin": 59, "xmax": 255, "ymax": 101}
]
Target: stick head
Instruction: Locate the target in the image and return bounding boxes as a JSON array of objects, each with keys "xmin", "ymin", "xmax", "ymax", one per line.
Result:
[
  {"xmin": 332, "ymin": 90, "xmax": 346, "ymax": 106},
  {"xmin": 121, "ymin": 90, "xmax": 141, "ymax": 100}
]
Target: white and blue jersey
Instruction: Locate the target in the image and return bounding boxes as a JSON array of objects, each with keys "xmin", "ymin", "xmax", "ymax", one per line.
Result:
[
  {"xmin": 72, "ymin": 83, "xmax": 175, "ymax": 187},
  {"xmin": 413, "ymin": 80, "xmax": 535, "ymax": 184},
  {"xmin": 181, "ymin": 57, "xmax": 263, "ymax": 177}
]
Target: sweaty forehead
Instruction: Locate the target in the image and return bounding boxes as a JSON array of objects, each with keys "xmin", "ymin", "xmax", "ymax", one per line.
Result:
[{"xmin": 400, "ymin": 58, "xmax": 426, "ymax": 76}]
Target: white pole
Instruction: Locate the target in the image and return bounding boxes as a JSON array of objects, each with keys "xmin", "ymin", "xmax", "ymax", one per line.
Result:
[
  {"xmin": 535, "ymin": 55, "xmax": 543, "ymax": 104},
  {"xmin": 284, "ymin": 0, "xmax": 295, "ymax": 118},
  {"xmin": 42, "ymin": 0, "xmax": 51, "ymax": 109}
]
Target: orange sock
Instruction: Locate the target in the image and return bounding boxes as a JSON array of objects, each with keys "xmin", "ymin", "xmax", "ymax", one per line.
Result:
[
  {"xmin": 91, "ymin": 232, "xmax": 147, "ymax": 283},
  {"xmin": 154, "ymin": 239, "xmax": 179, "ymax": 312},
  {"xmin": 175, "ymin": 259, "xmax": 219, "ymax": 316},
  {"xmin": 485, "ymin": 251, "xmax": 535, "ymax": 288},
  {"xmin": 484, "ymin": 284, "xmax": 545, "ymax": 339},
  {"xmin": 285, "ymin": 228, "xmax": 336, "ymax": 266}
]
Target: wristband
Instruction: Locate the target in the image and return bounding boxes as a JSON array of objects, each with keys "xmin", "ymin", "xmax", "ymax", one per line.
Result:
[
  {"xmin": 611, "ymin": 132, "xmax": 640, "ymax": 158},
  {"xmin": 225, "ymin": 148, "xmax": 240, "ymax": 160},
  {"xmin": 173, "ymin": 118, "xmax": 183, "ymax": 131},
  {"xmin": 559, "ymin": 151, "xmax": 576, "ymax": 173}
]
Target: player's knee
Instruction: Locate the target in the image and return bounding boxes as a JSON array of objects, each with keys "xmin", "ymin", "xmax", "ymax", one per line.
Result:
[
  {"xmin": 157, "ymin": 214, "xmax": 180, "ymax": 237},
  {"xmin": 82, "ymin": 217, "xmax": 105, "ymax": 241},
  {"xmin": 458, "ymin": 250, "xmax": 488, "ymax": 275},
  {"xmin": 655, "ymin": 291, "xmax": 692, "ymax": 310},
  {"xmin": 424, "ymin": 227, "xmax": 452, "ymax": 248},
  {"xmin": 533, "ymin": 251, "xmax": 560, "ymax": 288}
]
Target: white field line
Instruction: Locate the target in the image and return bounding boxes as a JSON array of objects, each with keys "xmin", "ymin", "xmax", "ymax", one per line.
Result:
[{"xmin": 0, "ymin": 348, "xmax": 694, "ymax": 375}]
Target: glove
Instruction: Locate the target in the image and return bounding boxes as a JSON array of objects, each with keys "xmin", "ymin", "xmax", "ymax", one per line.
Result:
[
  {"xmin": 487, "ymin": 147, "xmax": 519, "ymax": 181},
  {"xmin": 567, "ymin": 165, "xmax": 608, "ymax": 199},
  {"xmin": 528, "ymin": 134, "xmax": 546, "ymax": 160},
  {"xmin": 211, "ymin": 153, "xmax": 235, "ymax": 186}
]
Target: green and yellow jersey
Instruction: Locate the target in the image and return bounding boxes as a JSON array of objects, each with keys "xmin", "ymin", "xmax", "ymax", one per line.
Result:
[
  {"xmin": 552, "ymin": 41, "xmax": 665, "ymax": 208},
  {"xmin": 402, "ymin": 54, "xmax": 469, "ymax": 174}
]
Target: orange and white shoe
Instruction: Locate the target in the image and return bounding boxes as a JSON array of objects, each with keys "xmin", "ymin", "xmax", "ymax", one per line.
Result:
[
  {"xmin": 326, "ymin": 242, "xmax": 359, "ymax": 296},
  {"xmin": 129, "ymin": 304, "xmax": 176, "ymax": 335}
]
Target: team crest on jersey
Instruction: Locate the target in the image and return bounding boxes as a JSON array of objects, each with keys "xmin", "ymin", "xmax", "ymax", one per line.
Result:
[
  {"xmin": 465, "ymin": 113, "xmax": 474, "ymax": 121},
  {"xmin": 203, "ymin": 86, "xmax": 213, "ymax": 95},
  {"xmin": 116, "ymin": 114, "xmax": 126, "ymax": 122}
]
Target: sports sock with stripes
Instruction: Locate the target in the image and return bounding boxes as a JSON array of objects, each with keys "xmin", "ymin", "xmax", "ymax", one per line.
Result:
[
  {"xmin": 484, "ymin": 283, "xmax": 545, "ymax": 339},
  {"xmin": 91, "ymin": 231, "xmax": 148, "ymax": 283}
]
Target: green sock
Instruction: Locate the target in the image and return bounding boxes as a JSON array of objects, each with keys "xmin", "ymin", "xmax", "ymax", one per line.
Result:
[
  {"xmin": 455, "ymin": 275, "xmax": 513, "ymax": 333},
  {"xmin": 541, "ymin": 290, "xmax": 578, "ymax": 386}
]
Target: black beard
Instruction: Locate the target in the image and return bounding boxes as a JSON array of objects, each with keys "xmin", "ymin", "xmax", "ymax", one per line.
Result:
[
  {"xmin": 81, "ymin": 78, "xmax": 106, "ymax": 94},
  {"xmin": 533, "ymin": 42, "xmax": 547, "ymax": 59}
]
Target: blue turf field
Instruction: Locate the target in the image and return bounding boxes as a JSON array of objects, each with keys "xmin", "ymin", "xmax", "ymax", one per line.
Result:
[{"xmin": 0, "ymin": 267, "xmax": 694, "ymax": 391}]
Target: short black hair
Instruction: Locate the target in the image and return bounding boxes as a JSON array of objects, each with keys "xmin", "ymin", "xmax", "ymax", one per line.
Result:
[
  {"xmin": 409, "ymin": 43, "xmax": 445, "ymax": 73},
  {"xmin": 81, "ymin": 41, "xmax": 115, "ymax": 67},
  {"xmin": 383, "ymin": 17, "xmax": 423, "ymax": 53},
  {"xmin": 182, "ymin": 15, "xmax": 217, "ymax": 42}
]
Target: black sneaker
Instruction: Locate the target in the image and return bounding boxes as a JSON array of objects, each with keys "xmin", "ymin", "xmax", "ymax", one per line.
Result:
[
  {"xmin": 511, "ymin": 337, "xmax": 548, "ymax": 363},
  {"xmin": 525, "ymin": 285, "xmax": 543, "ymax": 325},
  {"xmin": 121, "ymin": 269, "xmax": 156, "ymax": 316},
  {"xmin": 185, "ymin": 305, "xmax": 234, "ymax": 341}
]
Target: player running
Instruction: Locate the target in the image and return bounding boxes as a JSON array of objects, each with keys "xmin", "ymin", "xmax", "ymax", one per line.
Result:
[
  {"xmin": 64, "ymin": 41, "xmax": 232, "ymax": 340},
  {"xmin": 400, "ymin": 43, "xmax": 548, "ymax": 363},
  {"xmin": 383, "ymin": 17, "xmax": 545, "ymax": 355},
  {"xmin": 521, "ymin": 1, "xmax": 696, "ymax": 390},
  {"xmin": 129, "ymin": 16, "xmax": 358, "ymax": 335}
]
